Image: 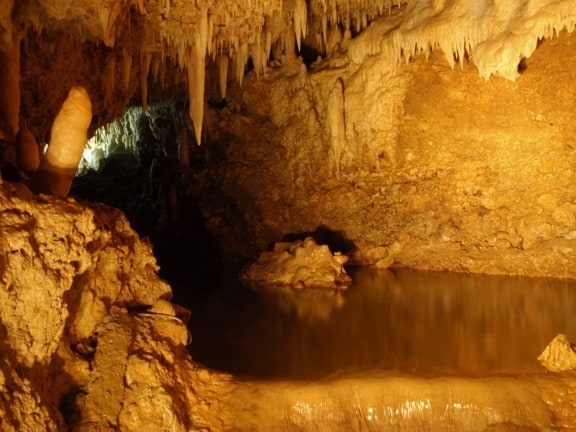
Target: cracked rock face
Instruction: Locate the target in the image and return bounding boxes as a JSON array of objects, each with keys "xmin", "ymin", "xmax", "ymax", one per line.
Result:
[{"xmin": 0, "ymin": 181, "xmax": 226, "ymax": 431}]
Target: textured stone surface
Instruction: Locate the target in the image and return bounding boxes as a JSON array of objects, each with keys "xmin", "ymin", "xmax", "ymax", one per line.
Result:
[
  {"xmin": 0, "ymin": 181, "xmax": 228, "ymax": 431},
  {"xmin": 3, "ymin": 1, "xmax": 576, "ymax": 429},
  {"xmin": 2, "ymin": 161, "xmax": 576, "ymax": 432},
  {"xmin": 195, "ymin": 29, "xmax": 576, "ymax": 278},
  {"xmin": 242, "ymin": 237, "xmax": 351, "ymax": 288},
  {"xmin": 538, "ymin": 334, "xmax": 576, "ymax": 373}
]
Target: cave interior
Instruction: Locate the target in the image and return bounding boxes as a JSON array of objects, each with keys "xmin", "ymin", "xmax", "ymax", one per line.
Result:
[{"xmin": 3, "ymin": 0, "xmax": 576, "ymax": 430}]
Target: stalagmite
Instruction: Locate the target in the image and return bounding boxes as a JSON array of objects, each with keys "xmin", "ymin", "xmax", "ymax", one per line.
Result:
[
  {"xmin": 217, "ymin": 54, "xmax": 229, "ymax": 99},
  {"xmin": 30, "ymin": 87, "xmax": 92, "ymax": 197},
  {"xmin": 0, "ymin": 27, "xmax": 22, "ymax": 140},
  {"xmin": 14, "ymin": 125, "xmax": 40, "ymax": 177},
  {"xmin": 139, "ymin": 52, "xmax": 152, "ymax": 113},
  {"xmin": 326, "ymin": 78, "xmax": 346, "ymax": 178}
]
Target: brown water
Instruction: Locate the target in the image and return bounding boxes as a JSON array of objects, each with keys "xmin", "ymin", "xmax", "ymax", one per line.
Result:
[{"xmin": 171, "ymin": 267, "xmax": 576, "ymax": 379}]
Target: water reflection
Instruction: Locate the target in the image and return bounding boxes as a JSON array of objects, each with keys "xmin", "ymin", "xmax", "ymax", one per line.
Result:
[{"xmin": 176, "ymin": 267, "xmax": 576, "ymax": 379}]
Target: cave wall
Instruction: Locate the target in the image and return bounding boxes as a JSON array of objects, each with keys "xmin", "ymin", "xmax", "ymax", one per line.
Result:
[
  {"xmin": 20, "ymin": 31, "xmax": 137, "ymax": 143},
  {"xmin": 2, "ymin": 1, "xmax": 576, "ymax": 278},
  {"xmin": 199, "ymin": 29, "xmax": 576, "ymax": 278}
]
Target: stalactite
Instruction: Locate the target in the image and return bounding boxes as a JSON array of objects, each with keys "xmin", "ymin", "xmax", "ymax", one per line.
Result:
[
  {"xmin": 151, "ymin": 54, "xmax": 161, "ymax": 83},
  {"xmin": 294, "ymin": 0, "xmax": 308, "ymax": 52},
  {"xmin": 198, "ymin": 5, "xmax": 208, "ymax": 55},
  {"xmin": 140, "ymin": 52, "xmax": 152, "ymax": 113},
  {"xmin": 103, "ymin": 53, "xmax": 116, "ymax": 104},
  {"xmin": 326, "ymin": 78, "xmax": 346, "ymax": 178},
  {"xmin": 326, "ymin": 24, "xmax": 342, "ymax": 55},
  {"xmin": 265, "ymin": 30, "xmax": 273, "ymax": 61},
  {"xmin": 271, "ymin": 38, "xmax": 283, "ymax": 64},
  {"xmin": 30, "ymin": 87, "xmax": 92, "ymax": 197},
  {"xmin": 98, "ymin": 1, "xmax": 124, "ymax": 47},
  {"xmin": 0, "ymin": 26, "xmax": 22, "ymax": 140},
  {"xmin": 122, "ymin": 47, "xmax": 132, "ymax": 91},
  {"xmin": 250, "ymin": 37, "xmax": 267, "ymax": 78},
  {"xmin": 15, "ymin": 125, "xmax": 40, "ymax": 177},
  {"xmin": 159, "ymin": 58, "xmax": 166, "ymax": 91},
  {"xmin": 342, "ymin": 17, "xmax": 352, "ymax": 45},
  {"xmin": 136, "ymin": 0, "xmax": 146, "ymax": 14},
  {"xmin": 235, "ymin": 43, "xmax": 249, "ymax": 86},
  {"xmin": 354, "ymin": 12, "xmax": 362, "ymax": 33},
  {"xmin": 187, "ymin": 6, "xmax": 208, "ymax": 145},
  {"xmin": 207, "ymin": 13, "xmax": 214, "ymax": 56},
  {"xmin": 217, "ymin": 54, "xmax": 229, "ymax": 99},
  {"xmin": 322, "ymin": 14, "xmax": 328, "ymax": 51},
  {"xmin": 283, "ymin": 27, "xmax": 298, "ymax": 67}
]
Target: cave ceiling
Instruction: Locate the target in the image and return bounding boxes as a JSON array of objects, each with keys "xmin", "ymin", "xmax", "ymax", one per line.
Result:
[{"xmin": 3, "ymin": 0, "xmax": 576, "ymax": 142}]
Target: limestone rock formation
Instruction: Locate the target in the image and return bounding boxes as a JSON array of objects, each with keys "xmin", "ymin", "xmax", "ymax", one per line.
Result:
[
  {"xmin": 242, "ymin": 237, "xmax": 351, "ymax": 288},
  {"xmin": 538, "ymin": 334, "xmax": 576, "ymax": 373},
  {"xmin": 1, "ymin": 0, "xmax": 576, "ymax": 278},
  {"xmin": 0, "ymin": 180, "xmax": 226, "ymax": 431},
  {"xmin": 3, "ymin": 0, "xmax": 576, "ymax": 429}
]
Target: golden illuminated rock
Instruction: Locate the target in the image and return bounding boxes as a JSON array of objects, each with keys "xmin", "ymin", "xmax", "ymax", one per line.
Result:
[
  {"xmin": 0, "ymin": 181, "xmax": 224, "ymax": 432},
  {"xmin": 242, "ymin": 237, "xmax": 351, "ymax": 288},
  {"xmin": 538, "ymin": 334, "xmax": 576, "ymax": 372},
  {"xmin": 29, "ymin": 87, "xmax": 92, "ymax": 197},
  {"xmin": 3, "ymin": 0, "xmax": 576, "ymax": 430}
]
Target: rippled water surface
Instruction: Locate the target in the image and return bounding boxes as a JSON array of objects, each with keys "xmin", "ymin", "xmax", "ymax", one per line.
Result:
[{"xmin": 169, "ymin": 267, "xmax": 576, "ymax": 379}]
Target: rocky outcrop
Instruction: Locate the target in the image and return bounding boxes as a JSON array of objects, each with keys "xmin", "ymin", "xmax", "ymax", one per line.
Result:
[
  {"xmin": 242, "ymin": 237, "xmax": 351, "ymax": 288},
  {"xmin": 538, "ymin": 334, "xmax": 576, "ymax": 373},
  {"xmin": 0, "ymin": 180, "xmax": 227, "ymax": 431}
]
